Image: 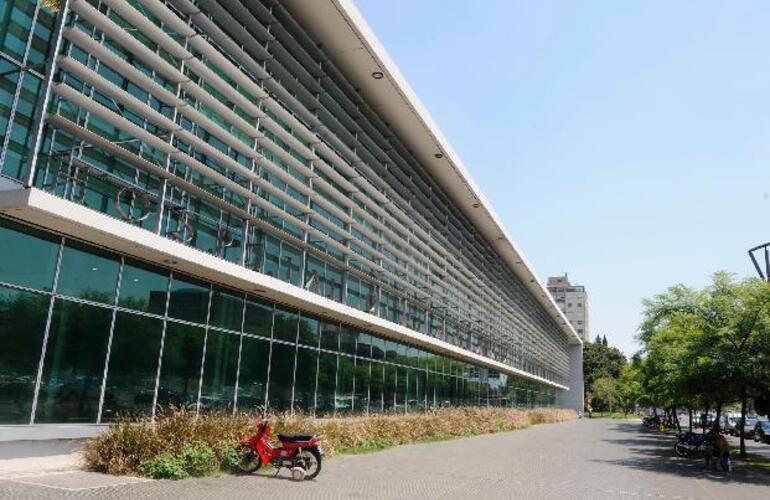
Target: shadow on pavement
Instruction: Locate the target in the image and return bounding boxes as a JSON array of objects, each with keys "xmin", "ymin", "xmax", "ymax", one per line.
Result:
[{"xmin": 593, "ymin": 422, "xmax": 770, "ymax": 487}]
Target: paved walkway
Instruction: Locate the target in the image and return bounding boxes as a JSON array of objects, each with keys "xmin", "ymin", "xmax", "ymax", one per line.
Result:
[{"xmin": 0, "ymin": 419, "xmax": 769, "ymax": 499}]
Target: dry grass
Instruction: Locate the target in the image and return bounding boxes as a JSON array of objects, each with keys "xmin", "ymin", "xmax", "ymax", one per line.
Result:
[{"xmin": 84, "ymin": 407, "xmax": 577, "ymax": 476}]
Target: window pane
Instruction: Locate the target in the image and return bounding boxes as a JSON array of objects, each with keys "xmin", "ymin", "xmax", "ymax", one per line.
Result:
[
  {"xmin": 101, "ymin": 312, "xmax": 162, "ymax": 421},
  {"xmin": 395, "ymin": 367, "xmax": 406, "ymax": 412},
  {"xmin": 272, "ymin": 306, "xmax": 298, "ymax": 343},
  {"xmin": 315, "ymin": 351, "xmax": 337, "ymax": 415},
  {"xmin": 236, "ymin": 335, "xmax": 269, "ymax": 411},
  {"xmin": 209, "ymin": 288, "xmax": 244, "ymax": 332},
  {"xmin": 339, "ymin": 326, "xmax": 357, "ymax": 356},
  {"xmin": 297, "ymin": 313, "xmax": 319, "ymax": 347},
  {"xmin": 293, "ymin": 346, "xmax": 318, "ymax": 413},
  {"xmin": 118, "ymin": 260, "xmax": 168, "ymax": 314},
  {"xmin": 353, "ymin": 359, "xmax": 369, "ymax": 412},
  {"xmin": 156, "ymin": 322, "xmax": 205, "ymax": 410},
  {"xmin": 200, "ymin": 330, "xmax": 240, "ymax": 412},
  {"xmin": 0, "ymin": 219, "xmax": 60, "ymax": 291},
  {"xmin": 370, "ymin": 334, "xmax": 385, "ymax": 360},
  {"xmin": 0, "ymin": 286, "xmax": 49, "ymax": 423},
  {"xmin": 56, "ymin": 241, "xmax": 120, "ymax": 303},
  {"xmin": 336, "ymin": 354, "xmax": 354, "ymax": 414},
  {"xmin": 383, "ymin": 364, "xmax": 396, "ymax": 412},
  {"xmin": 320, "ymin": 322, "xmax": 338, "ymax": 351},
  {"xmin": 243, "ymin": 296, "xmax": 273, "ymax": 338},
  {"xmin": 368, "ymin": 362, "xmax": 384, "ymax": 413},
  {"xmin": 36, "ymin": 300, "xmax": 112, "ymax": 423},
  {"xmin": 266, "ymin": 341, "xmax": 295, "ymax": 412},
  {"xmin": 167, "ymin": 274, "xmax": 210, "ymax": 324}
]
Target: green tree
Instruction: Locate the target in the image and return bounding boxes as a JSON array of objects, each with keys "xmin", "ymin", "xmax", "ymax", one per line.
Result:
[{"xmin": 592, "ymin": 377, "xmax": 619, "ymax": 413}]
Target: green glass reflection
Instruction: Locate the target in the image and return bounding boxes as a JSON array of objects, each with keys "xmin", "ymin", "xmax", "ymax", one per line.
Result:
[
  {"xmin": 57, "ymin": 241, "xmax": 120, "ymax": 303},
  {"xmin": 167, "ymin": 274, "xmax": 210, "ymax": 324},
  {"xmin": 0, "ymin": 286, "xmax": 49, "ymax": 423},
  {"xmin": 209, "ymin": 288, "xmax": 244, "ymax": 332},
  {"xmin": 339, "ymin": 326, "xmax": 357, "ymax": 356},
  {"xmin": 0, "ymin": 218, "xmax": 60, "ymax": 291},
  {"xmin": 383, "ymin": 364, "xmax": 396, "ymax": 412},
  {"xmin": 36, "ymin": 300, "xmax": 112, "ymax": 423},
  {"xmin": 101, "ymin": 312, "xmax": 163, "ymax": 421},
  {"xmin": 297, "ymin": 313, "xmax": 319, "ymax": 347},
  {"xmin": 336, "ymin": 354, "xmax": 354, "ymax": 414},
  {"xmin": 243, "ymin": 297, "xmax": 272, "ymax": 338},
  {"xmin": 118, "ymin": 260, "xmax": 168, "ymax": 314},
  {"xmin": 353, "ymin": 359, "xmax": 369, "ymax": 412},
  {"xmin": 368, "ymin": 362, "xmax": 384, "ymax": 413},
  {"xmin": 267, "ymin": 341, "xmax": 295, "ymax": 411},
  {"xmin": 320, "ymin": 322, "xmax": 338, "ymax": 351},
  {"xmin": 200, "ymin": 330, "xmax": 240, "ymax": 412},
  {"xmin": 236, "ymin": 335, "xmax": 269, "ymax": 412},
  {"xmin": 272, "ymin": 306, "xmax": 297, "ymax": 343},
  {"xmin": 293, "ymin": 346, "xmax": 318, "ymax": 413},
  {"xmin": 315, "ymin": 351, "xmax": 337, "ymax": 415},
  {"xmin": 156, "ymin": 322, "xmax": 205, "ymax": 410}
]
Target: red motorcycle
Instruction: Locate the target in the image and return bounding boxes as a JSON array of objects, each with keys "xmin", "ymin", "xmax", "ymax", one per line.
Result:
[{"xmin": 237, "ymin": 417, "xmax": 323, "ymax": 480}]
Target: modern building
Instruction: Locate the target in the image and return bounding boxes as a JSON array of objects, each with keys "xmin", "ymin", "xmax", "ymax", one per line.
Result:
[
  {"xmin": 0, "ymin": 0, "xmax": 583, "ymax": 437},
  {"xmin": 547, "ymin": 275, "xmax": 590, "ymax": 342}
]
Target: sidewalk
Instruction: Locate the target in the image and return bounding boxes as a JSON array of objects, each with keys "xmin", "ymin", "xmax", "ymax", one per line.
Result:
[{"xmin": 0, "ymin": 440, "xmax": 84, "ymax": 479}]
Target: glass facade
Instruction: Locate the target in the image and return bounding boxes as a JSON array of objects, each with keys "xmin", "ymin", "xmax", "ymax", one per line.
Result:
[
  {"xmin": 0, "ymin": 218, "xmax": 556, "ymax": 424},
  {"xmin": 0, "ymin": 0, "xmax": 577, "ymax": 424}
]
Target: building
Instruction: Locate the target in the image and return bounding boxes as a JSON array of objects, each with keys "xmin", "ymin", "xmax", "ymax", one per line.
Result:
[
  {"xmin": 547, "ymin": 275, "xmax": 590, "ymax": 342},
  {"xmin": 0, "ymin": 0, "xmax": 583, "ymax": 437}
]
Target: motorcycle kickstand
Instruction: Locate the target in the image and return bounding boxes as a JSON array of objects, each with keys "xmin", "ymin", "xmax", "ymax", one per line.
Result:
[{"xmin": 272, "ymin": 466, "xmax": 281, "ymax": 477}]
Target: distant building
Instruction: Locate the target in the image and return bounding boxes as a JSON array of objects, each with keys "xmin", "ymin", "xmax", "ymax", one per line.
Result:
[{"xmin": 547, "ymin": 275, "xmax": 590, "ymax": 342}]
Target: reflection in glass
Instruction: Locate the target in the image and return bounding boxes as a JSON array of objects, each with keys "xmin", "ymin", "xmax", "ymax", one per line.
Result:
[
  {"xmin": 200, "ymin": 330, "xmax": 240, "ymax": 412},
  {"xmin": 339, "ymin": 326, "xmax": 357, "ymax": 356},
  {"xmin": 243, "ymin": 296, "xmax": 273, "ymax": 338},
  {"xmin": 36, "ymin": 300, "xmax": 112, "ymax": 423},
  {"xmin": 293, "ymin": 346, "xmax": 318, "ymax": 413},
  {"xmin": 320, "ymin": 322, "xmax": 338, "ymax": 351},
  {"xmin": 297, "ymin": 313, "xmax": 319, "ymax": 347},
  {"xmin": 353, "ymin": 359, "xmax": 369, "ymax": 412},
  {"xmin": 118, "ymin": 260, "xmax": 168, "ymax": 314},
  {"xmin": 0, "ymin": 219, "xmax": 60, "ymax": 291},
  {"xmin": 101, "ymin": 312, "xmax": 162, "ymax": 420},
  {"xmin": 383, "ymin": 364, "xmax": 396, "ymax": 412},
  {"xmin": 267, "ymin": 341, "xmax": 296, "ymax": 411},
  {"xmin": 315, "ymin": 351, "xmax": 337, "ymax": 415},
  {"xmin": 156, "ymin": 322, "xmax": 205, "ymax": 411},
  {"xmin": 368, "ymin": 362, "xmax": 384, "ymax": 413},
  {"xmin": 0, "ymin": 287, "xmax": 49, "ymax": 423},
  {"xmin": 167, "ymin": 274, "xmax": 210, "ymax": 324},
  {"xmin": 56, "ymin": 241, "xmax": 120, "ymax": 303},
  {"xmin": 336, "ymin": 354, "xmax": 354, "ymax": 414},
  {"xmin": 272, "ymin": 306, "xmax": 298, "ymax": 343},
  {"xmin": 209, "ymin": 289, "xmax": 244, "ymax": 332},
  {"xmin": 236, "ymin": 335, "xmax": 269, "ymax": 411}
]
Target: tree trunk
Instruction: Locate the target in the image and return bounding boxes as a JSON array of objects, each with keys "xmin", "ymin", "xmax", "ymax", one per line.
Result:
[
  {"xmin": 672, "ymin": 406, "xmax": 681, "ymax": 433},
  {"xmin": 688, "ymin": 408, "xmax": 693, "ymax": 433},
  {"xmin": 740, "ymin": 389, "xmax": 748, "ymax": 458},
  {"xmin": 714, "ymin": 401, "xmax": 722, "ymax": 432}
]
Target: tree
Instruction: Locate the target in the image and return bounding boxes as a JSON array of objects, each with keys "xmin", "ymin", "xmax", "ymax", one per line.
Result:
[
  {"xmin": 593, "ymin": 377, "xmax": 619, "ymax": 413},
  {"xmin": 583, "ymin": 341, "xmax": 626, "ymax": 391}
]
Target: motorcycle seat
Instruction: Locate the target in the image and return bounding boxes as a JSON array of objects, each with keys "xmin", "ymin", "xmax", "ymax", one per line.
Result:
[{"xmin": 277, "ymin": 433, "xmax": 315, "ymax": 442}]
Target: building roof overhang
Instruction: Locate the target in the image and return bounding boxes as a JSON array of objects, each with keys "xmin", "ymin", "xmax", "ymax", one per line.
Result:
[{"xmin": 280, "ymin": 0, "xmax": 582, "ymax": 346}]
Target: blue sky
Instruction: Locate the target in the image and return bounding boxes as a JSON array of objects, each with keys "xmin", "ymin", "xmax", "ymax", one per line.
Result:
[{"xmin": 355, "ymin": 0, "xmax": 770, "ymax": 356}]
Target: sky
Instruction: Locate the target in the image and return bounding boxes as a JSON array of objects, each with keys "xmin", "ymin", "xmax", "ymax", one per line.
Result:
[{"xmin": 355, "ymin": 0, "xmax": 770, "ymax": 357}]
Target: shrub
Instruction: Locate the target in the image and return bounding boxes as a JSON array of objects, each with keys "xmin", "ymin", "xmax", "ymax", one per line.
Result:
[{"xmin": 85, "ymin": 407, "xmax": 577, "ymax": 478}]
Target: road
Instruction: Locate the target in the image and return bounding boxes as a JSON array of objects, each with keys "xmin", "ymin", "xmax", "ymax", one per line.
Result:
[{"xmin": 1, "ymin": 418, "xmax": 769, "ymax": 499}]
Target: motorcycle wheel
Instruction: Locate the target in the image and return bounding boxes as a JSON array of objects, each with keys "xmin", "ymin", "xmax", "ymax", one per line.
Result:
[
  {"xmin": 297, "ymin": 448, "xmax": 322, "ymax": 480},
  {"xmin": 236, "ymin": 445, "xmax": 261, "ymax": 473}
]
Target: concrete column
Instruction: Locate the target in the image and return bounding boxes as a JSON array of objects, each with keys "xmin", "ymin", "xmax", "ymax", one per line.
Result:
[{"xmin": 556, "ymin": 343, "xmax": 584, "ymax": 412}]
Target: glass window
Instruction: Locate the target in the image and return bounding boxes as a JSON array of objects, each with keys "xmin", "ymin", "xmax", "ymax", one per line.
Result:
[
  {"xmin": 336, "ymin": 354, "xmax": 354, "ymax": 414},
  {"xmin": 370, "ymin": 334, "xmax": 386, "ymax": 360},
  {"xmin": 0, "ymin": 219, "xmax": 60, "ymax": 291},
  {"xmin": 272, "ymin": 306, "xmax": 298, "ymax": 343},
  {"xmin": 0, "ymin": 286, "xmax": 49, "ymax": 423},
  {"xmin": 266, "ymin": 341, "xmax": 296, "ymax": 412},
  {"xmin": 320, "ymin": 321, "xmax": 338, "ymax": 351},
  {"xmin": 353, "ymin": 359, "xmax": 369, "ymax": 412},
  {"xmin": 236, "ymin": 335, "xmax": 269, "ymax": 411},
  {"xmin": 383, "ymin": 363, "xmax": 396, "ymax": 412},
  {"xmin": 167, "ymin": 274, "xmax": 210, "ymax": 324},
  {"xmin": 36, "ymin": 300, "xmax": 112, "ymax": 423},
  {"xmin": 56, "ymin": 241, "xmax": 120, "ymax": 303},
  {"xmin": 293, "ymin": 346, "xmax": 318, "ymax": 413},
  {"xmin": 243, "ymin": 296, "xmax": 273, "ymax": 338},
  {"xmin": 297, "ymin": 313, "xmax": 319, "ymax": 347},
  {"xmin": 200, "ymin": 330, "xmax": 240, "ymax": 412},
  {"xmin": 356, "ymin": 332, "xmax": 371, "ymax": 359},
  {"xmin": 315, "ymin": 351, "xmax": 337, "ymax": 415},
  {"xmin": 156, "ymin": 322, "xmax": 205, "ymax": 411},
  {"xmin": 118, "ymin": 260, "xmax": 168, "ymax": 315},
  {"xmin": 368, "ymin": 362, "xmax": 384, "ymax": 413},
  {"xmin": 209, "ymin": 288, "xmax": 244, "ymax": 332},
  {"xmin": 339, "ymin": 326, "xmax": 357, "ymax": 356},
  {"xmin": 101, "ymin": 312, "xmax": 163, "ymax": 421}
]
